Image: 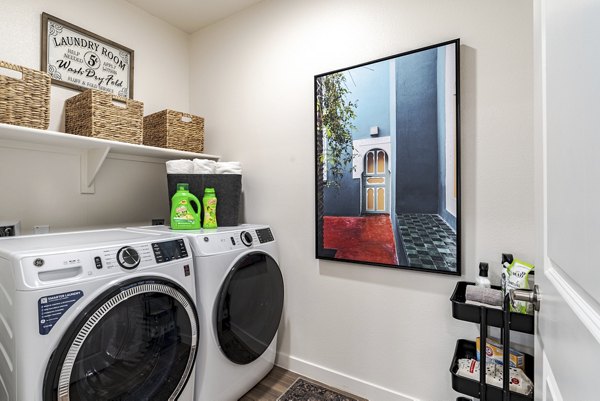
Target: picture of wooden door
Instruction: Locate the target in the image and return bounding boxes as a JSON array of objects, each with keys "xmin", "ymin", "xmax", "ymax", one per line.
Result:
[{"xmin": 362, "ymin": 149, "xmax": 390, "ymax": 214}]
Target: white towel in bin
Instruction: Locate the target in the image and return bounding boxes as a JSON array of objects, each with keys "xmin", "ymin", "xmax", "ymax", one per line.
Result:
[
  {"xmin": 215, "ymin": 161, "xmax": 242, "ymax": 175},
  {"xmin": 166, "ymin": 159, "xmax": 194, "ymax": 174},
  {"xmin": 193, "ymin": 159, "xmax": 216, "ymax": 174}
]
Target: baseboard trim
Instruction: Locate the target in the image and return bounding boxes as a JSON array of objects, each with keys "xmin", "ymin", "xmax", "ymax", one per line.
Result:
[{"xmin": 275, "ymin": 352, "xmax": 417, "ymax": 401}]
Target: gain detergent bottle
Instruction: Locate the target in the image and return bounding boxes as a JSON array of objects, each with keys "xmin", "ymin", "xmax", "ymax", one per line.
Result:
[
  {"xmin": 170, "ymin": 183, "xmax": 201, "ymax": 230},
  {"xmin": 202, "ymin": 188, "xmax": 218, "ymax": 229}
]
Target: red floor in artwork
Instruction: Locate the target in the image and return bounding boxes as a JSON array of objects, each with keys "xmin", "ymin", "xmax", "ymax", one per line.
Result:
[{"xmin": 323, "ymin": 214, "xmax": 398, "ymax": 265}]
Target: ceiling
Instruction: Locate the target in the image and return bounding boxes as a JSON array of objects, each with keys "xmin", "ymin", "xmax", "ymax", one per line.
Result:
[{"xmin": 125, "ymin": 0, "xmax": 265, "ymax": 33}]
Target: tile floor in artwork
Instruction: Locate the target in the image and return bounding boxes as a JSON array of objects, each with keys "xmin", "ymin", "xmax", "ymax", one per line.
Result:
[{"xmin": 396, "ymin": 213, "xmax": 457, "ymax": 272}]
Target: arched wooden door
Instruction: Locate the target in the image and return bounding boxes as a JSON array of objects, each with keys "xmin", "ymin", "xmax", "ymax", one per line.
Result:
[{"xmin": 362, "ymin": 149, "xmax": 390, "ymax": 214}]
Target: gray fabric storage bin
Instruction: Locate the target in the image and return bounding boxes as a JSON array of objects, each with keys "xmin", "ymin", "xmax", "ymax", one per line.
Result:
[{"xmin": 167, "ymin": 174, "xmax": 242, "ymax": 227}]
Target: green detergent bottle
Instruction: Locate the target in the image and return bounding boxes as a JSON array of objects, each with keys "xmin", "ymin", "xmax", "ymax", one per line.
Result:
[
  {"xmin": 202, "ymin": 188, "xmax": 218, "ymax": 229},
  {"xmin": 170, "ymin": 183, "xmax": 201, "ymax": 230}
]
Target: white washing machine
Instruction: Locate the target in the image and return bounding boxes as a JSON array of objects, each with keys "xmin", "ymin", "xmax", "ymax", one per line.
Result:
[
  {"xmin": 132, "ymin": 224, "xmax": 284, "ymax": 401},
  {"xmin": 0, "ymin": 228, "xmax": 199, "ymax": 401}
]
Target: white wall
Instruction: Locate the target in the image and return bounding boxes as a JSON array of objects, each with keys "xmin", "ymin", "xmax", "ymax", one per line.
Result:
[
  {"xmin": 189, "ymin": 1, "xmax": 535, "ymax": 400},
  {"xmin": 0, "ymin": 0, "xmax": 190, "ymax": 233}
]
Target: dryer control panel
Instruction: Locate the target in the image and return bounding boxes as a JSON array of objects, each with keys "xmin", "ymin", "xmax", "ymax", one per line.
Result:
[{"xmin": 191, "ymin": 227, "xmax": 275, "ymax": 256}]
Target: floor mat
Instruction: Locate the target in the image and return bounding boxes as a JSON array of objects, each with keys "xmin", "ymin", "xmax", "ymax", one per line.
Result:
[{"xmin": 276, "ymin": 377, "xmax": 367, "ymax": 401}]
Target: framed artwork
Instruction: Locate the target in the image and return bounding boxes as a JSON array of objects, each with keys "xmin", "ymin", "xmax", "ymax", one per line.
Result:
[
  {"xmin": 41, "ymin": 13, "xmax": 134, "ymax": 98},
  {"xmin": 315, "ymin": 39, "xmax": 460, "ymax": 275}
]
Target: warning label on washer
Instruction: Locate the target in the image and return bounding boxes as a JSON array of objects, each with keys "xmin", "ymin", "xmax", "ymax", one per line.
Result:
[{"xmin": 38, "ymin": 290, "xmax": 83, "ymax": 335}]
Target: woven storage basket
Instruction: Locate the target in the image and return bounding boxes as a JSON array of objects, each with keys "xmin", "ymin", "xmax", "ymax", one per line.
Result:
[
  {"xmin": 65, "ymin": 89, "xmax": 143, "ymax": 144},
  {"xmin": 143, "ymin": 109, "xmax": 204, "ymax": 152},
  {"xmin": 0, "ymin": 60, "xmax": 51, "ymax": 130}
]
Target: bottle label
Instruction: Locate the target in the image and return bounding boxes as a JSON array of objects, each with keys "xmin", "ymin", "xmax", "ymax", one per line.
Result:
[
  {"xmin": 173, "ymin": 200, "xmax": 195, "ymax": 224},
  {"xmin": 203, "ymin": 198, "xmax": 217, "ymax": 227}
]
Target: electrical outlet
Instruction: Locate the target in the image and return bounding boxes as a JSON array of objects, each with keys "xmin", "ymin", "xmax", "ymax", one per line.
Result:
[
  {"xmin": 0, "ymin": 226, "xmax": 15, "ymax": 237},
  {"xmin": 0, "ymin": 221, "xmax": 20, "ymax": 237}
]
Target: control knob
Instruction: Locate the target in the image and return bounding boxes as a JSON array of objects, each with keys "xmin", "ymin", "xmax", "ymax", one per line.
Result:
[
  {"xmin": 240, "ymin": 231, "xmax": 253, "ymax": 247},
  {"xmin": 117, "ymin": 246, "xmax": 141, "ymax": 269}
]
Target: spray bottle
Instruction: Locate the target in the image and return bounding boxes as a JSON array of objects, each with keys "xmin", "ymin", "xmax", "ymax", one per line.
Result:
[{"xmin": 476, "ymin": 262, "xmax": 491, "ymax": 288}]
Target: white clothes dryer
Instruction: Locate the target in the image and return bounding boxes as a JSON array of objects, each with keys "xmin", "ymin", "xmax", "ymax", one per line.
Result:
[
  {"xmin": 132, "ymin": 224, "xmax": 284, "ymax": 401},
  {"xmin": 0, "ymin": 228, "xmax": 199, "ymax": 401}
]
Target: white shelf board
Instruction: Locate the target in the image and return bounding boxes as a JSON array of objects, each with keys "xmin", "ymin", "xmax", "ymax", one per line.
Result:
[
  {"xmin": 0, "ymin": 123, "xmax": 220, "ymax": 193},
  {"xmin": 0, "ymin": 123, "xmax": 219, "ymax": 160}
]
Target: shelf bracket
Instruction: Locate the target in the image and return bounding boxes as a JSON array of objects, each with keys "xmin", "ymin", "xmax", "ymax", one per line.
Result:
[{"xmin": 80, "ymin": 146, "xmax": 111, "ymax": 194}]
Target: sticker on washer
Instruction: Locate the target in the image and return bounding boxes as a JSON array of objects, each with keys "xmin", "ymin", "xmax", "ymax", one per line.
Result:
[{"xmin": 38, "ymin": 290, "xmax": 83, "ymax": 335}]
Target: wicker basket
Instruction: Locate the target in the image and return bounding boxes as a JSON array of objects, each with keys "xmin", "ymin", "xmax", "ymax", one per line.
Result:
[
  {"xmin": 65, "ymin": 89, "xmax": 143, "ymax": 144},
  {"xmin": 0, "ymin": 60, "xmax": 51, "ymax": 130},
  {"xmin": 143, "ymin": 109, "xmax": 204, "ymax": 152}
]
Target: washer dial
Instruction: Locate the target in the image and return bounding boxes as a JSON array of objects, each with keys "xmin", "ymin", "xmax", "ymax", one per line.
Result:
[{"xmin": 117, "ymin": 246, "xmax": 141, "ymax": 269}]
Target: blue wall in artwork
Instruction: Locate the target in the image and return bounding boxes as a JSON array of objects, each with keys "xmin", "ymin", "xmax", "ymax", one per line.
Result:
[
  {"xmin": 395, "ymin": 48, "xmax": 439, "ymax": 214},
  {"xmin": 323, "ymin": 60, "xmax": 391, "ymax": 216},
  {"xmin": 346, "ymin": 60, "xmax": 391, "ymax": 140}
]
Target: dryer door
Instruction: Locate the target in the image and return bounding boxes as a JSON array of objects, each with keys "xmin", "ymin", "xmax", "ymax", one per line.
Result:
[
  {"xmin": 43, "ymin": 277, "xmax": 198, "ymax": 401},
  {"xmin": 216, "ymin": 251, "xmax": 284, "ymax": 365}
]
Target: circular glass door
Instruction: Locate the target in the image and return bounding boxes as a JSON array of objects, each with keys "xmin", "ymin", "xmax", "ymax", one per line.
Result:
[
  {"xmin": 43, "ymin": 277, "xmax": 198, "ymax": 401},
  {"xmin": 216, "ymin": 251, "xmax": 284, "ymax": 365}
]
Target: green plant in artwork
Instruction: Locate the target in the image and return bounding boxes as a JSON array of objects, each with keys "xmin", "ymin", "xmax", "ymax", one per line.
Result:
[{"xmin": 315, "ymin": 72, "xmax": 358, "ymax": 188}]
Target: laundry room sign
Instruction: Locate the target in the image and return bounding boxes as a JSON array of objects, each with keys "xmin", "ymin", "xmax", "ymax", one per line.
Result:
[
  {"xmin": 41, "ymin": 13, "xmax": 134, "ymax": 98},
  {"xmin": 38, "ymin": 290, "xmax": 83, "ymax": 335}
]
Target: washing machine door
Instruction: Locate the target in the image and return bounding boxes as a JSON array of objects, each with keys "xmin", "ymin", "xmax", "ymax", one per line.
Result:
[
  {"xmin": 216, "ymin": 251, "xmax": 284, "ymax": 365},
  {"xmin": 43, "ymin": 277, "xmax": 198, "ymax": 401}
]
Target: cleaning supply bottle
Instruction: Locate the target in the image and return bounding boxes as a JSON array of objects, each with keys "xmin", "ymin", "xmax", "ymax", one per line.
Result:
[
  {"xmin": 501, "ymin": 253, "xmax": 514, "ymax": 294},
  {"xmin": 202, "ymin": 187, "xmax": 218, "ymax": 229},
  {"xmin": 476, "ymin": 262, "xmax": 491, "ymax": 288},
  {"xmin": 170, "ymin": 183, "xmax": 201, "ymax": 230}
]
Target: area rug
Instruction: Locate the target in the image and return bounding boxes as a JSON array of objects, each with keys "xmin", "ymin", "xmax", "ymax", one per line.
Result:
[{"xmin": 276, "ymin": 377, "xmax": 365, "ymax": 401}]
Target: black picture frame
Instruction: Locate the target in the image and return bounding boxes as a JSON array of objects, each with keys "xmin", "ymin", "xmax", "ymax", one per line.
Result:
[
  {"xmin": 41, "ymin": 12, "xmax": 134, "ymax": 98},
  {"xmin": 315, "ymin": 39, "xmax": 461, "ymax": 275}
]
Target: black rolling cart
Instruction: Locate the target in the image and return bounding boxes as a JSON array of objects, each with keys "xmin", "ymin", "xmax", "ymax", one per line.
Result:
[{"xmin": 449, "ymin": 281, "xmax": 535, "ymax": 401}]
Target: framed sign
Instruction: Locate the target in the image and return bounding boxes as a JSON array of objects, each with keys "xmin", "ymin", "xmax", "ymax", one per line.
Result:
[
  {"xmin": 315, "ymin": 39, "xmax": 460, "ymax": 275},
  {"xmin": 41, "ymin": 13, "xmax": 134, "ymax": 98}
]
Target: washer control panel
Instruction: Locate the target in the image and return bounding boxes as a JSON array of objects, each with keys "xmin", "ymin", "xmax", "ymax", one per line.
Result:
[
  {"xmin": 99, "ymin": 243, "xmax": 154, "ymax": 270},
  {"xmin": 20, "ymin": 238, "xmax": 191, "ymax": 289}
]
